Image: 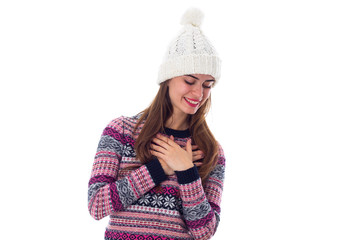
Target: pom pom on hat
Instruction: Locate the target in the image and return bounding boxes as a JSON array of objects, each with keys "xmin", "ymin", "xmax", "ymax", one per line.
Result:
[
  {"xmin": 158, "ymin": 8, "xmax": 221, "ymax": 85},
  {"xmin": 180, "ymin": 8, "xmax": 204, "ymax": 27}
]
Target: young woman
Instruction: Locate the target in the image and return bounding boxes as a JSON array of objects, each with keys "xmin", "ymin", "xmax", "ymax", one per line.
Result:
[{"xmin": 88, "ymin": 8, "xmax": 226, "ymax": 240}]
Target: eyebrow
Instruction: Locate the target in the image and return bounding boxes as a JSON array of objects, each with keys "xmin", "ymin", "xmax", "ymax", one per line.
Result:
[{"xmin": 185, "ymin": 74, "xmax": 215, "ymax": 82}]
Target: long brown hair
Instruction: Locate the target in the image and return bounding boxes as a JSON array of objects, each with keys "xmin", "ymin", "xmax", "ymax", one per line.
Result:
[{"xmin": 134, "ymin": 81, "xmax": 218, "ymax": 183}]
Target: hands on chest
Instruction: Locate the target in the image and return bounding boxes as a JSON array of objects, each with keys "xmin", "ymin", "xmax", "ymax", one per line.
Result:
[{"xmin": 150, "ymin": 133, "xmax": 204, "ymax": 175}]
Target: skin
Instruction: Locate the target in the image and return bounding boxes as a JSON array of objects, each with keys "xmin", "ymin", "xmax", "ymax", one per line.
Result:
[{"xmin": 150, "ymin": 74, "xmax": 215, "ymax": 175}]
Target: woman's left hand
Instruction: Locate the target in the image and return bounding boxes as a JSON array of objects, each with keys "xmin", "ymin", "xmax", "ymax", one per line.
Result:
[{"xmin": 150, "ymin": 134, "xmax": 195, "ymax": 172}]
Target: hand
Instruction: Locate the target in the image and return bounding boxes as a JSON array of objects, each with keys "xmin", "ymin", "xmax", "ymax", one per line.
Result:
[
  {"xmin": 150, "ymin": 134, "xmax": 197, "ymax": 172},
  {"xmin": 155, "ymin": 136, "xmax": 204, "ymax": 176},
  {"xmin": 151, "ymin": 135, "xmax": 176, "ymax": 175},
  {"xmin": 188, "ymin": 144, "xmax": 205, "ymax": 163},
  {"xmin": 158, "ymin": 158, "xmax": 175, "ymax": 176}
]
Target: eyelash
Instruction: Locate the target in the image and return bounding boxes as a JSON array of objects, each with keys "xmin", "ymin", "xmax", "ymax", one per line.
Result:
[{"xmin": 185, "ymin": 80, "xmax": 212, "ymax": 89}]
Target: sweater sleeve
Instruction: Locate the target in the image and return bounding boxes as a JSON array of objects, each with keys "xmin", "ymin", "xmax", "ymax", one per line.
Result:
[
  {"xmin": 88, "ymin": 117, "xmax": 167, "ymax": 220},
  {"xmin": 175, "ymin": 143, "xmax": 226, "ymax": 240}
]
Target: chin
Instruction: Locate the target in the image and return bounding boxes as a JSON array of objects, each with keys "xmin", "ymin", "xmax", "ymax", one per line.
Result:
[{"xmin": 183, "ymin": 108, "xmax": 199, "ymax": 115}]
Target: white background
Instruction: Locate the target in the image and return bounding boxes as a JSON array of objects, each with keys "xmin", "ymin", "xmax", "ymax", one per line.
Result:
[{"xmin": 1, "ymin": 0, "xmax": 359, "ymax": 239}]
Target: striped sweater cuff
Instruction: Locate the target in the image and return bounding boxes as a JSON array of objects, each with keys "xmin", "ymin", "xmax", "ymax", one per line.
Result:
[
  {"xmin": 145, "ymin": 157, "xmax": 167, "ymax": 185},
  {"xmin": 175, "ymin": 165, "xmax": 200, "ymax": 184}
]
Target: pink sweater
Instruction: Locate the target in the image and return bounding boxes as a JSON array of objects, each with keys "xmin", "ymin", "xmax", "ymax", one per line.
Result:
[{"xmin": 88, "ymin": 115, "xmax": 226, "ymax": 240}]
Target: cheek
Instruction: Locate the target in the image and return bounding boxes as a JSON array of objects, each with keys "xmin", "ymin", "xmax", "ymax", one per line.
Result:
[
  {"xmin": 200, "ymin": 90, "xmax": 211, "ymax": 106},
  {"xmin": 203, "ymin": 89, "xmax": 211, "ymax": 100},
  {"xmin": 174, "ymin": 85, "xmax": 191, "ymax": 98},
  {"xmin": 169, "ymin": 84, "xmax": 189, "ymax": 102}
]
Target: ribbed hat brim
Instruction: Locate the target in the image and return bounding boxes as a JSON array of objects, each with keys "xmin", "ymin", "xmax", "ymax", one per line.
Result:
[{"xmin": 158, "ymin": 54, "xmax": 221, "ymax": 85}]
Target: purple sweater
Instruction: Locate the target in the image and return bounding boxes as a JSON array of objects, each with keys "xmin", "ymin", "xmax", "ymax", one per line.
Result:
[{"xmin": 88, "ymin": 114, "xmax": 226, "ymax": 240}]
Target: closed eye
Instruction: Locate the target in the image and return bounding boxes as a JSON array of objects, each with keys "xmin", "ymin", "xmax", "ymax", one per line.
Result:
[
  {"xmin": 185, "ymin": 78, "xmax": 214, "ymax": 88},
  {"xmin": 203, "ymin": 81, "xmax": 214, "ymax": 89},
  {"xmin": 185, "ymin": 80, "xmax": 195, "ymax": 85}
]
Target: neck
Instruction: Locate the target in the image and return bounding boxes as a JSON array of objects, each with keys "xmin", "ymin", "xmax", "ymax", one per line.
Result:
[{"xmin": 165, "ymin": 111, "xmax": 189, "ymax": 130}]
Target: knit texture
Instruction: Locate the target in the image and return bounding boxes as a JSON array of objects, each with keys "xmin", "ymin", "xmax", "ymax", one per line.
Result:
[
  {"xmin": 88, "ymin": 115, "xmax": 226, "ymax": 240},
  {"xmin": 157, "ymin": 8, "xmax": 221, "ymax": 85}
]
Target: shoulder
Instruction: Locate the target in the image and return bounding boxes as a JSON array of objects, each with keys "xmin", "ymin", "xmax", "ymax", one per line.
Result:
[
  {"xmin": 216, "ymin": 141, "xmax": 226, "ymax": 167},
  {"xmin": 105, "ymin": 114, "xmax": 143, "ymax": 134}
]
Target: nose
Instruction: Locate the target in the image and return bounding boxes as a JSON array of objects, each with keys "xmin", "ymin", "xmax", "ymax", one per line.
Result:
[{"xmin": 192, "ymin": 83, "xmax": 203, "ymax": 99}]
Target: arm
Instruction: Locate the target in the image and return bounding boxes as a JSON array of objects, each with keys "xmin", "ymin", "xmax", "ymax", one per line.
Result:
[
  {"xmin": 175, "ymin": 144, "xmax": 226, "ymax": 239},
  {"xmin": 88, "ymin": 117, "xmax": 167, "ymax": 220},
  {"xmin": 150, "ymin": 134, "xmax": 226, "ymax": 238}
]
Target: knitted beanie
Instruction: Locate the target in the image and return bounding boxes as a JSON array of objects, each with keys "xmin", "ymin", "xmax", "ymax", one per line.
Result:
[{"xmin": 157, "ymin": 8, "xmax": 222, "ymax": 85}]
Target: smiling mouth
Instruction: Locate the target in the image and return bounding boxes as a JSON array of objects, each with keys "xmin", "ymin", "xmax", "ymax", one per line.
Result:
[{"xmin": 184, "ymin": 97, "xmax": 200, "ymax": 107}]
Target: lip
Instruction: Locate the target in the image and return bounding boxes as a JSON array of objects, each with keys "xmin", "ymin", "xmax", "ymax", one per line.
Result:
[
  {"xmin": 186, "ymin": 97, "xmax": 201, "ymax": 102},
  {"xmin": 184, "ymin": 97, "xmax": 200, "ymax": 107}
]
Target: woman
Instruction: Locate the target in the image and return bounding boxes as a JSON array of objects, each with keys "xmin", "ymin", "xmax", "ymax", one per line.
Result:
[{"xmin": 88, "ymin": 8, "xmax": 226, "ymax": 240}]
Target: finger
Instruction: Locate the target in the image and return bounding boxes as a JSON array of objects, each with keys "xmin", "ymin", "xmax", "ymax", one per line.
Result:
[
  {"xmin": 193, "ymin": 151, "xmax": 205, "ymax": 160},
  {"xmin": 170, "ymin": 135, "xmax": 174, "ymax": 141},
  {"xmin": 186, "ymin": 139, "xmax": 192, "ymax": 154},
  {"xmin": 194, "ymin": 162, "xmax": 203, "ymax": 167},
  {"xmin": 192, "ymin": 145, "xmax": 199, "ymax": 150},
  {"xmin": 150, "ymin": 143, "xmax": 167, "ymax": 154},
  {"xmin": 156, "ymin": 134, "xmax": 176, "ymax": 147},
  {"xmin": 193, "ymin": 149, "xmax": 204, "ymax": 156},
  {"xmin": 192, "ymin": 154, "xmax": 203, "ymax": 161},
  {"xmin": 152, "ymin": 138, "xmax": 169, "ymax": 149},
  {"xmin": 150, "ymin": 150, "xmax": 166, "ymax": 159},
  {"xmin": 156, "ymin": 133, "xmax": 171, "ymax": 142}
]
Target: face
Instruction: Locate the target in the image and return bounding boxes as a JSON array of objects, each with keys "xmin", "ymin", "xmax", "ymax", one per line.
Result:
[{"xmin": 167, "ymin": 74, "xmax": 215, "ymax": 116}]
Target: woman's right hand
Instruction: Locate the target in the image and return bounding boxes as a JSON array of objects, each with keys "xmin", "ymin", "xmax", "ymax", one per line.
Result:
[
  {"xmin": 158, "ymin": 158, "xmax": 175, "ymax": 176},
  {"xmin": 153, "ymin": 135, "xmax": 204, "ymax": 176}
]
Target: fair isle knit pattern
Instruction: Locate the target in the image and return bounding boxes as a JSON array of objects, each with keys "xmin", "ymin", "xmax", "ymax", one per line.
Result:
[{"xmin": 88, "ymin": 115, "xmax": 226, "ymax": 240}]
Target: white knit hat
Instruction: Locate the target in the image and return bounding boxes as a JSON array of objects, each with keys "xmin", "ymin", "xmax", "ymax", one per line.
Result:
[{"xmin": 157, "ymin": 8, "xmax": 222, "ymax": 85}]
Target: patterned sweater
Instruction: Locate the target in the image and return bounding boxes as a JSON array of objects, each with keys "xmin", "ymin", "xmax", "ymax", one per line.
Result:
[{"xmin": 88, "ymin": 115, "xmax": 226, "ymax": 240}]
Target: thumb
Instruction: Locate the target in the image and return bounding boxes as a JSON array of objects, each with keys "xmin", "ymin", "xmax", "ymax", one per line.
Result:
[{"xmin": 186, "ymin": 139, "xmax": 192, "ymax": 154}]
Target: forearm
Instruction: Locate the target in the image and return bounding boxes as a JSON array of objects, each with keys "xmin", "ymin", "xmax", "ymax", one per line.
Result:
[
  {"xmin": 175, "ymin": 166, "xmax": 222, "ymax": 239},
  {"xmin": 88, "ymin": 158, "xmax": 167, "ymax": 220}
]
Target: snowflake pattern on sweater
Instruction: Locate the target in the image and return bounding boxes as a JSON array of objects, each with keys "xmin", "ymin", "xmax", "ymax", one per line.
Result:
[{"xmin": 88, "ymin": 115, "xmax": 226, "ymax": 240}]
